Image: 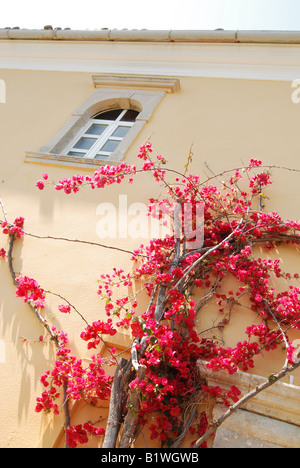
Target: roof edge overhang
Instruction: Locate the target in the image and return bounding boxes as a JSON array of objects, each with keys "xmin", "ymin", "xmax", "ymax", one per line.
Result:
[{"xmin": 1, "ymin": 28, "xmax": 300, "ymax": 44}]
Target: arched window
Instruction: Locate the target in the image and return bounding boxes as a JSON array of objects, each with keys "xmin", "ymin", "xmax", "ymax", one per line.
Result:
[
  {"xmin": 65, "ymin": 109, "xmax": 139, "ymax": 160},
  {"xmin": 25, "ymin": 76, "xmax": 180, "ymax": 168}
]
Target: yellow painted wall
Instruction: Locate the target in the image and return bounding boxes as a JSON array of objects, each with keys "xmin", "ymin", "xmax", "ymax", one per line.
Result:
[{"xmin": 0, "ymin": 68, "xmax": 299, "ymax": 447}]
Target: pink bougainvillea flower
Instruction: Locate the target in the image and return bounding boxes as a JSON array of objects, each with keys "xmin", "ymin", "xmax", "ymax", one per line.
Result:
[
  {"xmin": 58, "ymin": 304, "xmax": 71, "ymax": 314},
  {"xmin": 36, "ymin": 180, "xmax": 45, "ymax": 190}
]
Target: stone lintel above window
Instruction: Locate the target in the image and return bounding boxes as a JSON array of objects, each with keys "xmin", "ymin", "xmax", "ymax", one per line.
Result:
[{"xmin": 92, "ymin": 75, "xmax": 180, "ymax": 93}]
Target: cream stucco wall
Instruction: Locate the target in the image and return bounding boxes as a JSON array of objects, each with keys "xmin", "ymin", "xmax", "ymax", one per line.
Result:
[{"xmin": 0, "ymin": 57, "xmax": 300, "ymax": 447}]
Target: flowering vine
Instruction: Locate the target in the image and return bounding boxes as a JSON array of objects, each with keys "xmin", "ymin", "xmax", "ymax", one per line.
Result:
[{"xmin": 1, "ymin": 143, "xmax": 300, "ymax": 448}]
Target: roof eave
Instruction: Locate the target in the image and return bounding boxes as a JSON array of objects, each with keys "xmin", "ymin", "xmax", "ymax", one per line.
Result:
[{"xmin": 1, "ymin": 28, "xmax": 300, "ymax": 44}]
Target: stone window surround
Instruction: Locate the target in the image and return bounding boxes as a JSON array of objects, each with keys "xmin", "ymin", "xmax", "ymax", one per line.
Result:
[
  {"xmin": 198, "ymin": 361, "xmax": 300, "ymax": 448},
  {"xmin": 25, "ymin": 75, "xmax": 180, "ymax": 169}
]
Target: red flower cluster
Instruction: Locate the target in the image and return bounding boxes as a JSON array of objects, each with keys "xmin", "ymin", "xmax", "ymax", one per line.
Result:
[
  {"xmin": 201, "ymin": 384, "xmax": 241, "ymax": 407},
  {"xmin": 35, "ymin": 387, "xmax": 60, "ymax": 416},
  {"xmin": 80, "ymin": 319, "xmax": 117, "ymax": 349},
  {"xmin": 66, "ymin": 423, "xmax": 105, "ymax": 448},
  {"xmin": 1, "ymin": 217, "xmax": 25, "ymax": 238},
  {"xmin": 207, "ymin": 341, "xmax": 260, "ymax": 374},
  {"xmin": 16, "ymin": 275, "xmax": 45, "ymax": 308},
  {"xmin": 58, "ymin": 304, "xmax": 71, "ymax": 314},
  {"xmin": 36, "ymin": 332, "xmax": 112, "ymax": 423},
  {"xmin": 36, "ymin": 174, "xmax": 48, "ymax": 190},
  {"xmin": 53, "ymin": 163, "xmax": 137, "ymax": 194}
]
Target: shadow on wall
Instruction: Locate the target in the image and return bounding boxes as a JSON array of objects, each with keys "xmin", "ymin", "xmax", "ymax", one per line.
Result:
[{"xmin": 0, "ymin": 253, "xmax": 57, "ymax": 427}]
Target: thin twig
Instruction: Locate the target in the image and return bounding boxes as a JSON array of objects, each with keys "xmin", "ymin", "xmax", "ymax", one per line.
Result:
[
  {"xmin": 45, "ymin": 290, "xmax": 89, "ymax": 326},
  {"xmin": 22, "ymin": 231, "xmax": 143, "ymax": 257},
  {"xmin": 262, "ymin": 299, "xmax": 290, "ymax": 369},
  {"xmin": 0, "ymin": 198, "xmax": 7, "ymax": 222}
]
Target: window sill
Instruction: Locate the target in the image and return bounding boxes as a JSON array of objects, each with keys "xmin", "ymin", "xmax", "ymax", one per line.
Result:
[{"xmin": 25, "ymin": 151, "xmax": 121, "ymax": 170}]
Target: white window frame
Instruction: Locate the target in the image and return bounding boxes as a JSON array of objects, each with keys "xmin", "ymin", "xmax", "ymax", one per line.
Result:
[
  {"xmin": 64, "ymin": 109, "xmax": 138, "ymax": 161},
  {"xmin": 25, "ymin": 75, "xmax": 180, "ymax": 169}
]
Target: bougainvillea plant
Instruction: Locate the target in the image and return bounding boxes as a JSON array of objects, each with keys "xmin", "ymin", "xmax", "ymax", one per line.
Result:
[{"xmin": 1, "ymin": 142, "xmax": 300, "ymax": 448}]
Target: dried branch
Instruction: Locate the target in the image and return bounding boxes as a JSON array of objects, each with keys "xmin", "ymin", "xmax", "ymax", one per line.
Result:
[
  {"xmin": 102, "ymin": 358, "xmax": 132, "ymax": 448},
  {"xmin": 119, "ymin": 343, "xmax": 146, "ymax": 448}
]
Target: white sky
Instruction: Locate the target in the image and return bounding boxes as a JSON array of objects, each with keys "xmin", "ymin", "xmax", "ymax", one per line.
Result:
[{"xmin": 1, "ymin": 0, "xmax": 300, "ymax": 31}]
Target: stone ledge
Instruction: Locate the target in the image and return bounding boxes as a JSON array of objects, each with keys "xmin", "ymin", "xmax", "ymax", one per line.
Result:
[
  {"xmin": 198, "ymin": 361, "xmax": 300, "ymax": 426},
  {"xmin": 25, "ymin": 151, "xmax": 116, "ymax": 170},
  {"xmin": 213, "ymin": 405, "xmax": 300, "ymax": 448}
]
